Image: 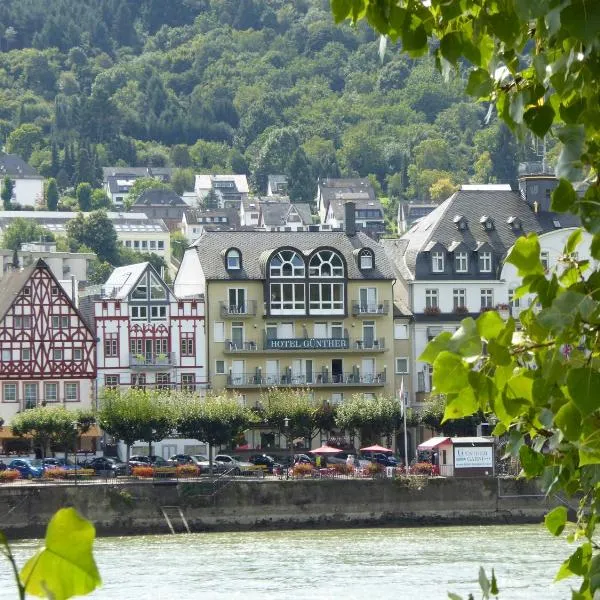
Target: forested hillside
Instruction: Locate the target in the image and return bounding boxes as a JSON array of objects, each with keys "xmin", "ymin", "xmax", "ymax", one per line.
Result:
[{"xmin": 0, "ymin": 0, "xmax": 536, "ymax": 207}]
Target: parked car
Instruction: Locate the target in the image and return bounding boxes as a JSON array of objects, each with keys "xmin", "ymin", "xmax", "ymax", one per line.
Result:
[
  {"xmin": 86, "ymin": 457, "xmax": 129, "ymax": 476},
  {"xmin": 293, "ymin": 454, "xmax": 315, "ymax": 465},
  {"xmin": 8, "ymin": 458, "xmax": 44, "ymax": 479},
  {"xmin": 371, "ymin": 453, "xmax": 399, "ymax": 467},
  {"xmin": 42, "ymin": 458, "xmax": 82, "ymax": 471},
  {"xmin": 249, "ymin": 454, "xmax": 283, "ymax": 473},
  {"xmin": 129, "ymin": 455, "xmax": 169, "ymax": 468},
  {"xmin": 324, "ymin": 452, "xmax": 351, "ymax": 466},
  {"xmin": 168, "ymin": 454, "xmax": 206, "ymax": 466},
  {"xmin": 0, "ymin": 460, "xmax": 6, "ymax": 471},
  {"xmin": 213, "ymin": 454, "xmax": 254, "ymax": 474}
]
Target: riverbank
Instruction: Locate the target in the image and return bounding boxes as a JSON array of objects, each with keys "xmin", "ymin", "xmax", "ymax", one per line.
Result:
[{"xmin": 0, "ymin": 477, "xmax": 556, "ymax": 540}]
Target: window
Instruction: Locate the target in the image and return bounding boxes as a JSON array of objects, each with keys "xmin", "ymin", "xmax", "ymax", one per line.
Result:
[
  {"xmin": 481, "ymin": 289, "xmax": 494, "ymax": 308},
  {"xmin": 479, "ymin": 251, "xmax": 492, "ymax": 273},
  {"xmin": 134, "ymin": 240, "xmax": 140, "ymax": 249},
  {"xmin": 228, "ymin": 288, "xmax": 246, "ymax": 313},
  {"xmin": 508, "ymin": 289, "xmax": 520, "ymax": 309},
  {"xmin": 214, "ymin": 321, "xmax": 225, "ymax": 342},
  {"xmin": 131, "ymin": 306, "xmax": 147, "ymax": 320},
  {"xmin": 64, "ymin": 382, "xmax": 79, "ymax": 402},
  {"xmin": 541, "ymin": 251, "xmax": 550, "ymax": 271},
  {"xmin": 181, "ymin": 334, "xmax": 195, "ymax": 356},
  {"xmin": 24, "ymin": 383, "xmax": 37, "ymax": 408},
  {"xmin": 104, "ymin": 334, "xmax": 118, "ymax": 357},
  {"xmin": 149, "ymin": 273, "xmax": 166, "ymax": 300},
  {"xmin": 131, "ymin": 283, "xmax": 148, "ymax": 300},
  {"xmin": 231, "ymin": 322, "xmax": 244, "ymax": 349},
  {"xmin": 1, "ymin": 349, "xmax": 10, "ymax": 361},
  {"xmin": 359, "ymin": 252, "xmax": 373, "ymax": 270},
  {"xmin": 73, "ymin": 349, "xmax": 82, "ymax": 361},
  {"xmin": 394, "ymin": 323, "xmax": 408, "ymax": 339},
  {"xmin": 3, "ymin": 383, "xmax": 17, "ymax": 403},
  {"xmin": 150, "ymin": 306, "xmax": 167, "ymax": 319},
  {"xmin": 453, "ymin": 288, "xmax": 466, "ymax": 309},
  {"xmin": 22, "ymin": 286, "xmax": 31, "ymax": 296},
  {"xmin": 226, "ymin": 248, "xmax": 241, "ymax": 270},
  {"xmin": 396, "ymin": 358, "xmax": 409, "ymax": 374},
  {"xmin": 359, "ymin": 288, "xmax": 377, "ymax": 312},
  {"xmin": 157, "ymin": 241, "xmax": 165, "ymax": 250},
  {"xmin": 141, "ymin": 240, "xmax": 148, "ymax": 250},
  {"xmin": 44, "ymin": 383, "xmax": 58, "ymax": 403},
  {"xmin": 150, "ymin": 241, "xmax": 157, "ymax": 250},
  {"xmin": 269, "ymin": 250, "xmax": 305, "ymax": 277},
  {"xmin": 455, "ymin": 252, "xmax": 468, "ymax": 272},
  {"xmin": 51, "ymin": 286, "xmax": 59, "ymax": 296},
  {"xmin": 215, "ymin": 360, "xmax": 225, "ymax": 374},
  {"xmin": 21, "ymin": 348, "xmax": 30, "ymax": 361},
  {"xmin": 14, "ymin": 316, "xmax": 32, "ymax": 329},
  {"xmin": 309, "ymin": 283, "xmax": 344, "ymax": 313},
  {"xmin": 52, "ymin": 315, "xmax": 69, "ymax": 328},
  {"xmin": 181, "ymin": 374, "xmax": 196, "ymax": 391},
  {"xmin": 309, "ymin": 250, "xmax": 344, "ymax": 277},
  {"xmin": 425, "ymin": 289, "xmax": 439, "ymax": 309},
  {"xmin": 125, "ymin": 240, "xmax": 132, "ymax": 248},
  {"xmin": 330, "ymin": 322, "xmax": 343, "ymax": 339},
  {"xmin": 330, "ymin": 393, "xmax": 343, "ymax": 405},
  {"xmin": 156, "ymin": 373, "xmax": 170, "ymax": 389},
  {"xmin": 131, "ymin": 374, "xmax": 146, "ymax": 388},
  {"xmin": 155, "ymin": 338, "xmax": 168, "ymax": 355},
  {"xmin": 431, "ymin": 251, "xmax": 444, "ymax": 272},
  {"xmin": 270, "ymin": 283, "xmax": 305, "ymax": 313},
  {"xmin": 53, "ymin": 348, "xmax": 63, "ymax": 360},
  {"xmin": 105, "ymin": 375, "xmax": 119, "ymax": 389}
]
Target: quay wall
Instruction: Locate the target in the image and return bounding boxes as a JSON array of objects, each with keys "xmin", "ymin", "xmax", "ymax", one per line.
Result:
[{"xmin": 0, "ymin": 477, "xmax": 557, "ymax": 539}]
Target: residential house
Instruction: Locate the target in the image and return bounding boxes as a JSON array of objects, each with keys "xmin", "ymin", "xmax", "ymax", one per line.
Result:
[
  {"xmin": 258, "ymin": 201, "xmax": 313, "ymax": 231},
  {"xmin": 0, "ymin": 259, "xmax": 98, "ymax": 453},
  {"xmin": 132, "ymin": 189, "xmax": 189, "ymax": 231},
  {"xmin": 397, "ymin": 202, "xmax": 438, "ymax": 234},
  {"xmin": 267, "ymin": 175, "xmax": 288, "ymax": 197},
  {"xmin": 194, "ymin": 174, "xmax": 249, "ymax": 209},
  {"xmin": 103, "ymin": 166, "xmax": 173, "ymax": 207},
  {"xmin": 0, "ymin": 154, "xmax": 44, "ymax": 208},
  {"xmin": 316, "ymin": 178, "xmax": 376, "ymax": 222},
  {"xmin": 382, "ymin": 177, "xmax": 578, "ymax": 407},
  {"xmin": 325, "ymin": 197, "xmax": 385, "ymax": 238},
  {"xmin": 174, "ymin": 207, "xmax": 396, "ymax": 451},
  {"xmin": 181, "ymin": 208, "xmax": 240, "ymax": 243}
]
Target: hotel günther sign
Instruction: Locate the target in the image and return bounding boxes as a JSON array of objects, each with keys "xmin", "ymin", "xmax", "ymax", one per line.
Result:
[
  {"xmin": 453, "ymin": 446, "xmax": 493, "ymax": 469},
  {"xmin": 266, "ymin": 338, "xmax": 349, "ymax": 350}
]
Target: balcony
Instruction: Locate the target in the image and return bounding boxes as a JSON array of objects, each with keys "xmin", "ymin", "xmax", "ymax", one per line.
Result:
[
  {"xmin": 223, "ymin": 340, "xmax": 259, "ymax": 354},
  {"xmin": 222, "ymin": 337, "xmax": 387, "ymax": 354},
  {"xmin": 219, "ymin": 300, "xmax": 257, "ymax": 318},
  {"xmin": 351, "ymin": 301, "xmax": 390, "ymax": 316},
  {"xmin": 129, "ymin": 353, "xmax": 176, "ymax": 368},
  {"xmin": 226, "ymin": 371, "xmax": 386, "ymax": 388}
]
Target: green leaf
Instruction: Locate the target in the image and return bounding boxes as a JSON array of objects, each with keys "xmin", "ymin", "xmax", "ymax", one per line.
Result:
[
  {"xmin": 478, "ymin": 566, "xmax": 490, "ymax": 597},
  {"xmin": 561, "ymin": 0, "xmax": 600, "ymax": 43},
  {"xmin": 433, "ymin": 352, "xmax": 469, "ymax": 393},
  {"xmin": 447, "ymin": 594, "xmax": 463, "ymax": 600},
  {"xmin": 466, "ymin": 68, "xmax": 493, "ymax": 98},
  {"xmin": 20, "ymin": 507, "xmax": 101, "ymax": 600},
  {"xmin": 545, "ymin": 506, "xmax": 568, "ymax": 536},
  {"xmin": 506, "ymin": 234, "xmax": 543, "ymax": 275},
  {"xmin": 477, "ymin": 311, "xmax": 505, "ymax": 340},
  {"xmin": 555, "ymin": 543, "xmax": 592, "ymax": 581},
  {"xmin": 551, "ymin": 179, "xmax": 578, "ymax": 213},
  {"xmin": 523, "ymin": 104, "xmax": 555, "ymax": 138},
  {"xmin": 442, "ymin": 389, "xmax": 479, "ymax": 421},
  {"xmin": 556, "ymin": 125, "xmax": 584, "ymax": 182},
  {"xmin": 490, "ymin": 569, "xmax": 499, "ymax": 595},
  {"xmin": 554, "ymin": 401, "xmax": 582, "ymax": 441},
  {"xmin": 331, "ymin": 0, "xmax": 352, "ymax": 22},
  {"xmin": 519, "ymin": 445, "xmax": 545, "ymax": 477},
  {"xmin": 505, "ymin": 374, "xmax": 534, "ymax": 406},
  {"xmin": 402, "ymin": 17, "xmax": 427, "ymax": 54},
  {"xmin": 440, "ymin": 32, "xmax": 464, "ymax": 64},
  {"xmin": 419, "ymin": 331, "xmax": 452, "ymax": 364},
  {"xmin": 487, "ymin": 339, "xmax": 511, "ymax": 366},
  {"xmin": 468, "ymin": 370, "xmax": 497, "ymax": 412},
  {"xmin": 567, "ymin": 368, "xmax": 600, "ymax": 417},
  {"xmin": 449, "ymin": 317, "xmax": 481, "ymax": 361}
]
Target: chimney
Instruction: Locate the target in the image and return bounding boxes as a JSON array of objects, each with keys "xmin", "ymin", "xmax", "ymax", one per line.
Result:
[{"xmin": 345, "ymin": 201, "xmax": 356, "ymax": 236}]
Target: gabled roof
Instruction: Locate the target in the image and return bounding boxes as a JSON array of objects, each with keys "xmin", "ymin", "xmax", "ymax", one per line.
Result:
[
  {"xmin": 260, "ymin": 202, "xmax": 312, "ymax": 227},
  {"xmin": 102, "ymin": 166, "xmax": 173, "ymax": 181},
  {"xmin": 195, "ymin": 174, "xmax": 249, "ymax": 194},
  {"xmin": 135, "ymin": 189, "xmax": 187, "ymax": 207},
  {"xmin": 329, "ymin": 196, "xmax": 384, "ymax": 220},
  {"xmin": 189, "ymin": 230, "xmax": 395, "ymax": 280},
  {"xmin": 102, "ymin": 263, "xmax": 149, "ymax": 299},
  {"xmin": 318, "ymin": 178, "xmax": 376, "ymax": 209},
  {"xmin": 183, "ymin": 208, "xmax": 240, "ymax": 229},
  {"xmin": 0, "ymin": 154, "xmax": 41, "ymax": 179}
]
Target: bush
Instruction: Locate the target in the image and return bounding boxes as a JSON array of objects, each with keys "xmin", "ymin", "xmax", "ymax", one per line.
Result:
[
  {"xmin": 176, "ymin": 465, "xmax": 200, "ymax": 477},
  {"xmin": 412, "ymin": 462, "xmax": 435, "ymax": 475},
  {"xmin": 65, "ymin": 469, "xmax": 95, "ymax": 478},
  {"xmin": 44, "ymin": 468, "xmax": 68, "ymax": 479},
  {"xmin": 132, "ymin": 466, "xmax": 154, "ymax": 478},
  {"xmin": 0, "ymin": 469, "xmax": 20, "ymax": 481},
  {"xmin": 366, "ymin": 462, "xmax": 384, "ymax": 476},
  {"xmin": 292, "ymin": 463, "xmax": 314, "ymax": 477},
  {"xmin": 331, "ymin": 463, "xmax": 354, "ymax": 475}
]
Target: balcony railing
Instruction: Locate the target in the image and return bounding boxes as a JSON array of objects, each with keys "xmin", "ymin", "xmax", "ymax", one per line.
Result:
[
  {"xmin": 351, "ymin": 301, "xmax": 390, "ymax": 316},
  {"xmin": 129, "ymin": 353, "xmax": 176, "ymax": 368},
  {"xmin": 222, "ymin": 337, "xmax": 387, "ymax": 353},
  {"xmin": 224, "ymin": 340, "xmax": 259, "ymax": 353},
  {"xmin": 226, "ymin": 371, "xmax": 386, "ymax": 387},
  {"xmin": 219, "ymin": 300, "xmax": 257, "ymax": 318}
]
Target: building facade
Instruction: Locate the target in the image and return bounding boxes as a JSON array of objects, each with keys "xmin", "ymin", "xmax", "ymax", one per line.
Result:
[
  {"xmin": 94, "ymin": 262, "xmax": 206, "ymax": 392},
  {"xmin": 194, "ymin": 174, "xmax": 249, "ymax": 208},
  {"xmin": 0, "ymin": 260, "xmax": 97, "ymax": 429},
  {"xmin": 0, "ymin": 154, "xmax": 44, "ymax": 208}
]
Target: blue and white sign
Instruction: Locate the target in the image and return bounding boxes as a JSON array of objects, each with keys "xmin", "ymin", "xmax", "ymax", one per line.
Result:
[{"xmin": 454, "ymin": 446, "xmax": 493, "ymax": 469}]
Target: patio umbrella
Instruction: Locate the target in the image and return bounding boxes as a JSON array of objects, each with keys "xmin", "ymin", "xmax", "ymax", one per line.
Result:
[
  {"xmin": 360, "ymin": 444, "xmax": 393, "ymax": 454},
  {"xmin": 309, "ymin": 446, "xmax": 343, "ymax": 454}
]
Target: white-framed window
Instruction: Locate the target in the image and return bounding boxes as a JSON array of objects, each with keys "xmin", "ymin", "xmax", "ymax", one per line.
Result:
[
  {"xmin": 24, "ymin": 383, "xmax": 38, "ymax": 407},
  {"xmin": 1, "ymin": 349, "xmax": 10, "ymax": 361},
  {"xmin": 270, "ymin": 283, "xmax": 305, "ymax": 314},
  {"xmin": 269, "ymin": 250, "xmax": 305, "ymax": 277},
  {"xmin": 141, "ymin": 240, "xmax": 148, "ymax": 250},
  {"xmin": 125, "ymin": 240, "xmax": 132, "ymax": 248},
  {"xmin": 453, "ymin": 288, "xmax": 466, "ymax": 309},
  {"xmin": 214, "ymin": 321, "xmax": 225, "ymax": 342},
  {"xmin": 309, "ymin": 250, "xmax": 344, "ymax": 277},
  {"xmin": 541, "ymin": 251, "xmax": 550, "ymax": 271},
  {"xmin": 130, "ymin": 306, "xmax": 147, "ymax": 320},
  {"xmin": 52, "ymin": 315, "xmax": 69, "ymax": 328},
  {"xmin": 150, "ymin": 306, "xmax": 167, "ymax": 319},
  {"xmin": 481, "ymin": 289, "xmax": 494, "ymax": 308},
  {"xmin": 455, "ymin": 251, "xmax": 468, "ymax": 273},
  {"xmin": 394, "ymin": 323, "xmax": 408, "ymax": 339},
  {"xmin": 226, "ymin": 248, "xmax": 240, "ymax": 270},
  {"xmin": 425, "ymin": 289, "xmax": 439, "ymax": 309},
  {"xmin": 73, "ymin": 348, "xmax": 82, "ymax": 361},
  {"xmin": 149, "ymin": 240, "xmax": 157, "ymax": 250},
  {"xmin": 2, "ymin": 383, "xmax": 17, "ymax": 403},
  {"xmin": 215, "ymin": 360, "xmax": 225, "ymax": 374},
  {"xmin": 105, "ymin": 335, "xmax": 118, "ymax": 357},
  {"xmin": 156, "ymin": 373, "xmax": 170, "ymax": 388},
  {"xmin": 431, "ymin": 251, "xmax": 444, "ymax": 272},
  {"xmin": 14, "ymin": 315, "xmax": 32, "ymax": 329},
  {"xmin": 181, "ymin": 374, "xmax": 196, "ymax": 391},
  {"xmin": 22, "ymin": 348, "xmax": 31, "ymax": 361},
  {"xmin": 309, "ymin": 283, "xmax": 344, "ymax": 314},
  {"xmin": 64, "ymin": 382, "xmax": 79, "ymax": 402},
  {"xmin": 134, "ymin": 240, "xmax": 140, "ymax": 249},
  {"xmin": 508, "ymin": 289, "xmax": 520, "ymax": 309},
  {"xmin": 231, "ymin": 321, "xmax": 244, "ymax": 348},
  {"xmin": 44, "ymin": 382, "xmax": 58, "ymax": 402},
  {"xmin": 105, "ymin": 375, "xmax": 119, "ymax": 388},
  {"xmin": 181, "ymin": 334, "xmax": 195, "ymax": 356},
  {"xmin": 331, "ymin": 392, "xmax": 343, "ymax": 405},
  {"xmin": 227, "ymin": 288, "xmax": 246, "ymax": 313},
  {"xmin": 359, "ymin": 252, "xmax": 373, "ymax": 269},
  {"xmin": 479, "ymin": 251, "xmax": 492, "ymax": 273},
  {"xmin": 52, "ymin": 348, "xmax": 63, "ymax": 360},
  {"xmin": 395, "ymin": 357, "xmax": 409, "ymax": 374},
  {"xmin": 157, "ymin": 241, "xmax": 165, "ymax": 250}
]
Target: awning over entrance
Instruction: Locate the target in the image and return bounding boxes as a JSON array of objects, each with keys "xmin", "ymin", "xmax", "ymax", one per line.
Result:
[{"xmin": 417, "ymin": 436, "xmax": 450, "ymax": 450}]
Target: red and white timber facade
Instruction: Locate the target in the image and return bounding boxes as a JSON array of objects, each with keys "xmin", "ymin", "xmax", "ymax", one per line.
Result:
[
  {"xmin": 94, "ymin": 262, "xmax": 206, "ymax": 392},
  {"xmin": 0, "ymin": 259, "xmax": 96, "ymax": 423}
]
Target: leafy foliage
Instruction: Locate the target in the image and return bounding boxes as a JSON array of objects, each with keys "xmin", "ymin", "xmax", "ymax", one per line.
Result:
[{"xmin": 1, "ymin": 217, "xmax": 53, "ymax": 251}]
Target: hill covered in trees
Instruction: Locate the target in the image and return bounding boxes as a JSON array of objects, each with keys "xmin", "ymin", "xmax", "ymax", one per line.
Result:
[{"xmin": 0, "ymin": 0, "xmax": 538, "ymax": 210}]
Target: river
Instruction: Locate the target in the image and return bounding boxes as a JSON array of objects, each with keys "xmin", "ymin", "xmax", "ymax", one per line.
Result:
[{"xmin": 0, "ymin": 525, "xmax": 578, "ymax": 599}]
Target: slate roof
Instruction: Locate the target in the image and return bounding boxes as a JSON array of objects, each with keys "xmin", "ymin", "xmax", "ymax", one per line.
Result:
[
  {"xmin": 102, "ymin": 167, "xmax": 173, "ymax": 181},
  {"xmin": 134, "ymin": 189, "xmax": 187, "ymax": 207},
  {"xmin": 260, "ymin": 202, "xmax": 312, "ymax": 227},
  {"xmin": 0, "ymin": 154, "xmax": 41, "ymax": 179},
  {"xmin": 382, "ymin": 184, "xmax": 580, "ymax": 280},
  {"xmin": 184, "ymin": 208, "xmax": 240, "ymax": 229},
  {"xmin": 328, "ymin": 195, "xmax": 384, "ymax": 220},
  {"xmin": 102, "ymin": 263, "xmax": 149, "ymax": 299},
  {"xmin": 189, "ymin": 230, "xmax": 395, "ymax": 280},
  {"xmin": 318, "ymin": 178, "xmax": 376, "ymax": 209},
  {"xmin": 195, "ymin": 174, "xmax": 249, "ymax": 194}
]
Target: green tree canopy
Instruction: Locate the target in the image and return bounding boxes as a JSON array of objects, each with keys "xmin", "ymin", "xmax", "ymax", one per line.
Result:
[
  {"xmin": 1, "ymin": 176, "xmax": 15, "ymax": 210},
  {"xmin": 2, "ymin": 218, "xmax": 54, "ymax": 251},
  {"xmin": 45, "ymin": 178, "xmax": 59, "ymax": 211},
  {"xmin": 66, "ymin": 210, "xmax": 119, "ymax": 264},
  {"xmin": 125, "ymin": 177, "xmax": 170, "ymax": 209}
]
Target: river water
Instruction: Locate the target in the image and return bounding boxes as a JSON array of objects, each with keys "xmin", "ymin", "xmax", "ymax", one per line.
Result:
[{"xmin": 0, "ymin": 525, "xmax": 579, "ymax": 599}]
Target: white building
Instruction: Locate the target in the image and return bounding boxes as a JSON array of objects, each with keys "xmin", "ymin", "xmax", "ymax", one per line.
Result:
[
  {"xmin": 194, "ymin": 174, "xmax": 249, "ymax": 208},
  {"xmin": 0, "ymin": 154, "xmax": 44, "ymax": 208},
  {"xmin": 103, "ymin": 167, "xmax": 173, "ymax": 207}
]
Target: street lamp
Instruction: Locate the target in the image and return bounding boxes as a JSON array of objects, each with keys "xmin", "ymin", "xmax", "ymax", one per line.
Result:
[{"xmin": 284, "ymin": 417, "xmax": 291, "ymax": 478}]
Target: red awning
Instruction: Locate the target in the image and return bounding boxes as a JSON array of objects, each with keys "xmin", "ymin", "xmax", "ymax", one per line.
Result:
[
  {"xmin": 309, "ymin": 446, "xmax": 344, "ymax": 454},
  {"xmin": 360, "ymin": 444, "xmax": 392, "ymax": 453},
  {"xmin": 417, "ymin": 437, "xmax": 450, "ymax": 450}
]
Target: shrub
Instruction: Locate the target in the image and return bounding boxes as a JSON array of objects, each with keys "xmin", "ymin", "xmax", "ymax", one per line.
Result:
[
  {"xmin": 44, "ymin": 468, "xmax": 68, "ymax": 479},
  {"xmin": 176, "ymin": 465, "xmax": 200, "ymax": 477},
  {"xmin": 412, "ymin": 462, "xmax": 435, "ymax": 475},
  {"xmin": 332, "ymin": 463, "xmax": 354, "ymax": 475},
  {"xmin": 132, "ymin": 466, "xmax": 154, "ymax": 478},
  {"xmin": 366, "ymin": 462, "xmax": 384, "ymax": 476},
  {"xmin": 65, "ymin": 469, "xmax": 95, "ymax": 478},
  {"xmin": 0, "ymin": 469, "xmax": 20, "ymax": 481},
  {"xmin": 292, "ymin": 463, "xmax": 314, "ymax": 477}
]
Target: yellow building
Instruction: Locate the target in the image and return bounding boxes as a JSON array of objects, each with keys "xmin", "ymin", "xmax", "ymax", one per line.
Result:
[{"xmin": 174, "ymin": 228, "xmax": 396, "ymax": 415}]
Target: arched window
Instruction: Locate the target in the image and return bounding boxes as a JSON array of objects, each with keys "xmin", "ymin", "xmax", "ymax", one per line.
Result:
[
  {"xmin": 226, "ymin": 248, "xmax": 241, "ymax": 270},
  {"xmin": 269, "ymin": 250, "xmax": 305, "ymax": 278},
  {"xmin": 309, "ymin": 250, "xmax": 344, "ymax": 278}
]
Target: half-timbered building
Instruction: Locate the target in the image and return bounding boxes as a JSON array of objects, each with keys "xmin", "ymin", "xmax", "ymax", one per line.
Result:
[{"xmin": 0, "ymin": 259, "xmax": 97, "ymax": 424}]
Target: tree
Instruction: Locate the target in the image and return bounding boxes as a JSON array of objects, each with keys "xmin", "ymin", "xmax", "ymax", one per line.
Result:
[
  {"xmin": 429, "ymin": 178, "xmax": 458, "ymax": 203},
  {"xmin": 5, "ymin": 124, "xmax": 43, "ymax": 161},
  {"xmin": 45, "ymin": 178, "xmax": 59, "ymax": 211},
  {"xmin": 177, "ymin": 393, "xmax": 254, "ymax": 475},
  {"xmin": 171, "ymin": 231, "xmax": 188, "ymax": 262},
  {"xmin": 170, "ymin": 144, "xmax": 192, "ymax": 167},
  {"xmin": 76, "ymin": 183, "xmax": 92, "ymax": 212},
  {"xmin": 2, "ymin": 218, "xmax": 53, "ymax": 251},
  {"xmin": 204, "ymin": 187, "xmax": 219, "ymax": 210},
  {"xmin": 87, "ymin": 258, "xmax": 113, "ymax": 284},
  {"xmin": 90, "ymin": 189, "xmax": 112, "ymax": 210},
  {"xmin": 333, "ymin": 1, "xmax": 600, "ymax": 594},
  {"xmin": 1, "ymin": 177, "xmax": 15, "ymax": 210},
  {"xmin": 125, "ymin": 177, "xmax": 169, "ymax": 209},
  {"xmin": 418, "ymin": 395, "xmax": 483, "ymax": 437},
  {"xmin": 66, "ymin": 210, "xmax": 119, "ymax": 264},
  {"xmin": 472, "ymin": 151, "xmax": 495, "ymax": 185},
  {"xmin": 170, "ymin": 168, "xmax": 194, "ymax": 196},
  {"xmin": 287, "ymin": 148, "xmax": 314, "ymax": 203}
]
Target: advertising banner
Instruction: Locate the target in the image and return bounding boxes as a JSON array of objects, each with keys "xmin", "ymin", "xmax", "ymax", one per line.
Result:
[{"xmin": 454, "ymin": 446, "xmax": 493, "ymax": 469}]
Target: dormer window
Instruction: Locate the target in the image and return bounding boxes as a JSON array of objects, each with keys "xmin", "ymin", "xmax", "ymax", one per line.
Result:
[
  {"xmin": 479, "ymin": 251, "xmax": 492, "ymax": 273},
  {"xmin": 455, "ymin": 251, "xmax": 468, "ymax": 273},
  {"xmin": 480, "ymin": 216, "xmax": 494, "ymax": 231},
  {"xmin": 507, "ymin": 216, "xmax": 522, "ymax": 230},
  {"xmin": 431, "ymin": 251, "xmax": 444, "ymax": 273},
  {"xmin": 226, "ymin": 248, "xmax": 241, "ymax": 270},
  {"xmin": 453, "ymin": 215, "xmax": 468, "ymax": 230},
  {"xmin": 358, "ymin": 248, "xmax": 374, "ymax": 270}
]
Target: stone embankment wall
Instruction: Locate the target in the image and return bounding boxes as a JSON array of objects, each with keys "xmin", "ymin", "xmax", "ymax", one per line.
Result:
[{"xmin": 0, "ymin": 477, "xmax": 556, "ymax": 539}]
